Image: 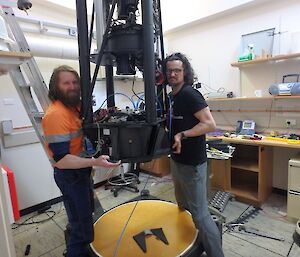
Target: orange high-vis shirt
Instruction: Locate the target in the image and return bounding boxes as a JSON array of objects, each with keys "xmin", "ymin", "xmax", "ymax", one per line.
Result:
[{"xmin": 42, "ymin": 100, "xmax": 83, "ymax": 163}]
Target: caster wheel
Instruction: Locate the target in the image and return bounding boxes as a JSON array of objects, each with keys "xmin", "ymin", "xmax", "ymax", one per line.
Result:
[{"xmin": 141, "ymin": 189, "xmax": 149, "ymax": 196}]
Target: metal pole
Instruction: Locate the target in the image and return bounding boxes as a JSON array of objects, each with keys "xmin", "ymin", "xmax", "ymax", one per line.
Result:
[
  {"xmin": 157, "ymin": 0, "xmax": 168, "ymax": 115},
  {"xmin": 157, "ymin": 0, "xmax": 165, "ymax": 60},
  {"xmin": 105, "ymin": 65, "xmax": 115, "ymax": 108},
  {"xmin": 95, "ymin": 0, "xmax": 115, "ymax": 108},
  {"xmin": 142, "ymin": 0, "xmax": 157, "ymax": 124},
  {"xmin": 90, "ymin": 0, "xmax": 117, "ymax": 93},
  {"xmin": 95, "ymin": 0, "xmax": 105, "ymax": 51},
  {"xmin": 75, "ymin": 0, "xmax": 93, "ymax": 124},
  {"xmin": 88, "ymin": 3, "xmax": 95, "ymax": 54}
]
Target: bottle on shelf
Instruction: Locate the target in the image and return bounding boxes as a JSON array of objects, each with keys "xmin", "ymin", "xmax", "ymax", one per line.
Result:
[{"xmin": 238, "ymin": 43, "xmax": 255, "ymax": 62}]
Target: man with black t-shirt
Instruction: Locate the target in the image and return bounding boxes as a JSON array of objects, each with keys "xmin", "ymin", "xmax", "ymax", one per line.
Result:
[{"xmin": 163, "ymin": 53, "xmax": 224, "ymax": 257}]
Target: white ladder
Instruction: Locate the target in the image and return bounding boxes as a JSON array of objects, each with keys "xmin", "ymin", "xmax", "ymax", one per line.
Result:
[{"xmin": 1, "ymin": 7, "xmax": 50, "ymax": 147}]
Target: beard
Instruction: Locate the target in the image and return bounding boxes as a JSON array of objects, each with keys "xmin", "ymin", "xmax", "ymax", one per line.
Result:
[{"xmin": 57, "ymin": 88, "xmax": 81, "ymax": 108}]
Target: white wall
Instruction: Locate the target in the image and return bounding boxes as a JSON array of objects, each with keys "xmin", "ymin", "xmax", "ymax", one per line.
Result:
[
  {"xmin": 161, "ymin": 0, "xmax": 272, "ymax": 31},
  {"xmin": 16, "ymin": 0, "xmax": 77, "ymax": 26},
  {"xmin": 164, "ymin": 0, "xmax": 300, "ymax": 190},
  {"xmin": 164, "ymin": 0, "xmax": 300, "ymax": 96}
]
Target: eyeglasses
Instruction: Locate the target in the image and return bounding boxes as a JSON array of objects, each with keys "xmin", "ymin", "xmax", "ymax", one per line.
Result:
[{"xmin": 166, "ymin": 68, "xmax": 183, "ymax": 75}]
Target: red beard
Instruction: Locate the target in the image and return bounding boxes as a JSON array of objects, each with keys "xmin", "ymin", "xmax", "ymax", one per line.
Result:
[{"xmin": 57, "ymin": 89, "xmax": 80, "ymax": 107}]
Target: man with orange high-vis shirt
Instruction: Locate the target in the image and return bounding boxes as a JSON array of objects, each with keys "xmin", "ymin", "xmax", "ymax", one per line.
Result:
[{"xmin": 42, "ymin": 65, "xmax": 120, "ymax": 257}]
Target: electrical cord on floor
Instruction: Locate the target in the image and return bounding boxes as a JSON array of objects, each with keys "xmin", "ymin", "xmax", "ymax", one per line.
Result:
[
  {"xmin": 11, "ymin": 210, "xmax": 57, "ymax": 229},
  {"xmin": 138, "ymin": 175, "xmax": 173, "ymax": 184},
  {"xmin": 285, "ymin": 241, "xmax": 294, "ymax": 257},
  {"xmin": 53, "ymin": 201, "xmax": 64, "ymax": 217},
  {"xmin": 112, "ymin": 173, "xmax": 151, "ymax": 257},
  {"xmin": 223, "ymin": 205, "xmax": 252, "ymax": 234}
]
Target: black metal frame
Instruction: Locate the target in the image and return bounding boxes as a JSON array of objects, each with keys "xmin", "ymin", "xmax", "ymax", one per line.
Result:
[{"xmin": 75, "ymin": 0, "xmax": 170, "ymax": 162}]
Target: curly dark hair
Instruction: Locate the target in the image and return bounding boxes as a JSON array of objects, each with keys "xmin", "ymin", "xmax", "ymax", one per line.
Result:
[
  {"xmin": 162, "ymin": 52, "xmax": 195, "ymax": 85},
  {"xmin": 48, "ymin": 65, "xmax": 80, "ymax": 102}
]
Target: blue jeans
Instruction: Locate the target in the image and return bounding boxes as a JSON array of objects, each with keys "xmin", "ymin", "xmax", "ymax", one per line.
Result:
[
  {"xmin": 54, "ymin": 168, "xmax": 94, "ymax": 257},
  {"xmin": 170, "ymin": 159, "xmax": 224, "ymax": 257}
]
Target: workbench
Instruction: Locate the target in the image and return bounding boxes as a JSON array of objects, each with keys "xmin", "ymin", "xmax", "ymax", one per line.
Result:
[{"xmin": 209, "ymin": 136, "xmax": 300, "ymax": 206}]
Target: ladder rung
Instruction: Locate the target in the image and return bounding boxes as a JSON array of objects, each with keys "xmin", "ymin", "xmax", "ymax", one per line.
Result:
[
  {"xmin": 2, "ymin": 7, "xmax": 49, "ymax": 155},
  {"xmin": 31, "ymin": 112, "xmax": 44, "ymax": 118},
  {"xmin": 19, "ymin": 83, "xmax": 30, "ymax": 88}
]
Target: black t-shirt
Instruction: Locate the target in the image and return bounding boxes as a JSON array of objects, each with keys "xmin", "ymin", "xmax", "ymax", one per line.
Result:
[{"xmin": 171, "ymin": 85, "xmax": 208, "ymax": 165}]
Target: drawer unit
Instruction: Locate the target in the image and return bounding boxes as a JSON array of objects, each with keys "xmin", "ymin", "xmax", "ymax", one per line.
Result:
[
  {"xmin": 288, "ymin": 191, "xmax": 300, "ymax": 219},
  {"xmin": 289, "ymin": 165, "xmax": 300, "ymax": 192},
  {"xmin": 287, "ymin": 154, "xmax": 300, "ymax": 220}
]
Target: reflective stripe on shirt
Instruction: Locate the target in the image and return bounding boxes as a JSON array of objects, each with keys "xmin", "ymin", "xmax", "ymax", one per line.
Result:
[{"xmin": 45, "ymin": 129, "xmax": 82, "ymax": 143}]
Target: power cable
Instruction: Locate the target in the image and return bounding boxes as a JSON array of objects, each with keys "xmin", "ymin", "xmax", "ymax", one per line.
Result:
[
  {"xmin": 131, "ymin": 75, "xmax": 144, "ymax": 102},
  {"xmin": 11, "ymin": 210, "xmax": 57, "ymax": 229},
  {"xmin": 99, "ymin": 92, "xmax": 136, "ymax": 109},
  {"xmin": 197, "ymin": 82, "xmax": 226, "ymax": 94}
]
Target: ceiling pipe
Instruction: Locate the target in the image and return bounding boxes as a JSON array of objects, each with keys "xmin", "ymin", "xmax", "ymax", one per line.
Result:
[
  {"xmin": 26, "ymin": 36, "xmax": 78, "ymax": 59},
  {"xmin": 13, "ymin": 13, "xmax": 97, "ymax": 60}
]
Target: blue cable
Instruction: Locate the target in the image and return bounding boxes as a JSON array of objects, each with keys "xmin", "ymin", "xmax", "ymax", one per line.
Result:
[
  {"xmin": 99, "ymin": 92, "xmax": 162, "ymax": 115},
  {"xmin": 131, "ymin": 92, "xmax": 144, "ymax": 110},
  {"xmin": 135, "ymin": 93, "xmax": 144, "ymax": 109},
  {"xmin": 167, "ymin": 94, "xmax": 172, "ymax": 141},
  {"xmin": 156, "ymin": 98, "xmax": 163, "ymax": 116},
  {"xmin": 135, "ymin": 94, "xmax": 162, "ymax": 116},
  {"xmin": 99, "ymin": 92, "xmax": 136, "ymax": 109}
]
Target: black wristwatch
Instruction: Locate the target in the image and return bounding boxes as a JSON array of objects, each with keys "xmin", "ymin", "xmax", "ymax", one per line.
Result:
[{"xmin": 180, "ymin": 132, "xmax": 187, "ymax": 140}]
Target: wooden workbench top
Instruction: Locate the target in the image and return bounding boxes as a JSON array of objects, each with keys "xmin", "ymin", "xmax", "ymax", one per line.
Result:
[{"xmin": 208, "ymin": 136, "xmax": 300, "ymax": 149}]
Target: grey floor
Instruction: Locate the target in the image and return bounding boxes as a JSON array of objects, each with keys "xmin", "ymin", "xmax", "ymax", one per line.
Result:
[{"xmin": 12, "ymin": 173, "xmax": 300, "ymax": 257}]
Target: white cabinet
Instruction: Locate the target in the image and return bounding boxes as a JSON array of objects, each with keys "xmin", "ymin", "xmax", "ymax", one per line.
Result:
[
  {"xmin": 0, "ymin": 164, "xmax": 16, "ymax": 257},
  {"xmin": 287, "ymin": 154, "xmax": 300, "ymax": 221}
]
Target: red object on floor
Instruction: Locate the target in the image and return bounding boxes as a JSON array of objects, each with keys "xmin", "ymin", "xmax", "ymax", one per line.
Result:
[{"xmin": 2, "ymin": 165, "xmax": 20, "ymax": 221}]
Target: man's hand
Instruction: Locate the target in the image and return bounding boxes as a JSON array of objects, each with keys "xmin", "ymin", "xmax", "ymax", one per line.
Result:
[
  {"xmin": 93, "ymin": 155, "xmax": 121, "ymax": 168},
  {"xmin": 172, "ymin": 133, "xmax": 183, "ymax": 154}
]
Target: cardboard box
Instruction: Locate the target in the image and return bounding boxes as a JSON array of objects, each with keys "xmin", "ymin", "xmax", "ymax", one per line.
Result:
[{"xmin": 140, "ymin": 155, "xmax": 170, "ymax": 177}]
